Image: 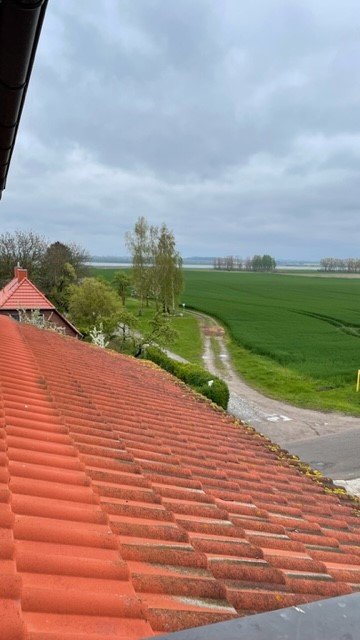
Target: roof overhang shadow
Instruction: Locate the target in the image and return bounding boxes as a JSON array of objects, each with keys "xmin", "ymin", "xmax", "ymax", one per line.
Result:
[{"xmin": 0, "ymin": 0, "xmax": 48, "ymax": 198}]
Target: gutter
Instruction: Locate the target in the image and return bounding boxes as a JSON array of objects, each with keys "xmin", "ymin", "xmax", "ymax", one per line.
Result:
[{"xmin": 0, "ymin": 0, "xmax": 49, "ymax": 197}]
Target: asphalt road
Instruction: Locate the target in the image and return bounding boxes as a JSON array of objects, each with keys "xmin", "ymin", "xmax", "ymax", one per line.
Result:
[
  {"xmin": 286, "ymin": 428, "xmax": 360, "ymax": 481},
  {"xmin": 174, "ymin": 309, "xmax": 360, "ymax": 493}
]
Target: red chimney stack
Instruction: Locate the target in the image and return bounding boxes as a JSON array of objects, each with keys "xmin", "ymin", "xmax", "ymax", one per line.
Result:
[{"xmin": 14, "ymin": 267, "xmax": 27, "ymax": 282}]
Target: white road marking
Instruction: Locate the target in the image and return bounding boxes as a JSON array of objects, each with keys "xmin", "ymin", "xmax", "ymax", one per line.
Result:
[{"xmin": 267, "ymin": 414, "xmax": 292, "ymax": 423}]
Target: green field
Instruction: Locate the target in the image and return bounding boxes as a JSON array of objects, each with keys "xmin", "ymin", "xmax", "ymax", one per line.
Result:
[
  {"xmin": 90, "ymin": 266, "xmax": 360, "ymax": 413},
  {"xmin": 183, "ymin": 271, "xmax": 360, "ymax": 414}
]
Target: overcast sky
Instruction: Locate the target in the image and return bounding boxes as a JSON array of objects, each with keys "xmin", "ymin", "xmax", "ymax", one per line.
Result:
[{"xmin": 2, "ymin": 0, "xmax": 360, "ymax": 260}]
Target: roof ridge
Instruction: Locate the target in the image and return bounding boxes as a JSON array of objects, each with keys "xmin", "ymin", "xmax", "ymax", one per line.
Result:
[{"xmin": 0, "ymin": 276, "xmax": 19, "ymax": 305}]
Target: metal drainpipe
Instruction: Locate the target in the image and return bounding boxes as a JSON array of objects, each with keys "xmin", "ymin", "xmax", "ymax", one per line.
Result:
[{"xmin": 0, "ymin": 0, "xmax": 48, "ymax": 196}]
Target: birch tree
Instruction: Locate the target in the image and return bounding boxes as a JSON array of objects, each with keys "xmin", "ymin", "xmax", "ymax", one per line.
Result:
[
  {"xmin": 125, "ymin": 217, "xmax": 156, "ymax": 314},
  {"xmin": 126, "ymin": 218, "xmax": 183, "ymax": 314}
]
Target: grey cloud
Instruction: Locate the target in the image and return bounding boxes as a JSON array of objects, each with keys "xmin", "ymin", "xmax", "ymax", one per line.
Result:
[{"xmin": 2, "ymin": 0, "xmax": 360, "ymax": 259}]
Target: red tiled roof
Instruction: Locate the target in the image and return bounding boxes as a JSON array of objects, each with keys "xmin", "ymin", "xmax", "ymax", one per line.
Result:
[
  {"xmin": 1, "ymin": 315, "xmax": 360, "ymax": 639},
  {"xmin": 0, "ymin": 276, "xmax": 54, "ymax": 310}
]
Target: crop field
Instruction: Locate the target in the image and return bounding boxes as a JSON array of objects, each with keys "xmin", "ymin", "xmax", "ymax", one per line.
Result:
[
  {"xmin": 90, "ymin": 266, "xmax": 360, "ymax": 413},
  {"xmin": 183, "ymin": 271, "xmax": 360, "ymax": 414}
]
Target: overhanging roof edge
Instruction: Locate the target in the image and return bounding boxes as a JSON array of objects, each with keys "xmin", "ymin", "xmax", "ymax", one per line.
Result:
[{"xmin": 0, "ymin": 0, "xmax": 49, "ymax": 197}]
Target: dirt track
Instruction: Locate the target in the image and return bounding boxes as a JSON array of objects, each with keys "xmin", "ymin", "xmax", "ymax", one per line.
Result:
[{"xmin": 190, "ymin": 310, "xmax": 360, "ymax": 448}]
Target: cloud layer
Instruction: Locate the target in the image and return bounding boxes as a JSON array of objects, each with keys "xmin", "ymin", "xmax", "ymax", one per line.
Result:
[{"xmin": 2, "ymin": 0, "xmax": 360, "ymax": 259}]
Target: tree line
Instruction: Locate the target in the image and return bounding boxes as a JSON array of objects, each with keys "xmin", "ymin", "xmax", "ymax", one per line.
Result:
[
  {"xmin": 0, "ymin": 222, "xmax": 183, "ymax": 354},
  {"xmin": 63, "ymin": 216, "xmax": 183, "ymax": 354},
  {"xmin": 0, "ymin": 230, "xmax": 89, "ymax": 310},
  {"xmin": 320, "ymin": 257, "xmax": 360, "ymax": 273},
  {"xmin": 213, "ymin": 254, "xmax": 276, "ymax": 271}
]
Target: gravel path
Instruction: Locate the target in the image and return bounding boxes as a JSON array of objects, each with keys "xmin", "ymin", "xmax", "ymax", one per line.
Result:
[
  {"xmin": 202, "ymin": 332, "xmax": 360, "ymax": 445},
  {"xmin": 187, "ymin": 310, "xmax": 360, "ymax": 494}
]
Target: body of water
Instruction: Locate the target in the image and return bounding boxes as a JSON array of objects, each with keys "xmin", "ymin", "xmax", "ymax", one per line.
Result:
[
  {"xmin": 276, "ymin": 265, "xmax": 320, "ymax": 271},
  {"xmin": 89, "ymin": 262, "xmax": 213, "ymax": 269},
  {"xmin": 89, "ymin": 262, "xmax": 321, "ymax": 271}
]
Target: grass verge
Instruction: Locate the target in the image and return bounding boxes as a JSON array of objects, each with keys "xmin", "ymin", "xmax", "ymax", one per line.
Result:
[
  {"xmin": 227, "ymin": 338, "xmax": 360, "ymax": 415},
  {"xmin": 210, "ymin": 336, "xmax": 227, "ymax": 373},
  {"xmin": 183, "ymin": 270, "xmax": 360, "ymax": 415}
]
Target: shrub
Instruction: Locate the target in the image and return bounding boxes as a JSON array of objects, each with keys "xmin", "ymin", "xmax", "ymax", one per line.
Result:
[{"xmin": 144, "ymin": 346, "xmax": 229, "ymax": 409}]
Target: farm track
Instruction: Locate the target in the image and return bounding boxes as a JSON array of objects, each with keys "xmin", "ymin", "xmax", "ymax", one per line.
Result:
[{"xmin": 187, "ymin": 310, "xmax": 360, "ymax": 487}]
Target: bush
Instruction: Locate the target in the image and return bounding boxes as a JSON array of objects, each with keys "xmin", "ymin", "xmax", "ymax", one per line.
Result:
[{"xmin": 144, "ymin": 346, "xmax": 229, "ymax": 409}]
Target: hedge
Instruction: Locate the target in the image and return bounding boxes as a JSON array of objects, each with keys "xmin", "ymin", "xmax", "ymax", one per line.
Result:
[{"xmin": 143, "ymin": 346, "xmax": 229, "ymax": 410}]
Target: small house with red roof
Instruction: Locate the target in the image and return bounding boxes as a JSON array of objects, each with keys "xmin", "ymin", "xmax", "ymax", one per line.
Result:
[{"xmin": 0, "ymin": 266, "xmax": 81, "ymax": 338}]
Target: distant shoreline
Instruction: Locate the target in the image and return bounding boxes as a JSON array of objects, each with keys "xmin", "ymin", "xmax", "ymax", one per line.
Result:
[
  {"xmin": 88, "ymin": 261, "xmax": 322, "ymax": 271},
  {"xmin": 89, "ymin": 262, "xmax": 360, "ymax": 277}
]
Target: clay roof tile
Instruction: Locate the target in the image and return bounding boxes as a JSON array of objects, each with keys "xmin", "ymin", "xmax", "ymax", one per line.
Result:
[{"xmin": 0, "ymin": 314, "xmax": 360, "ymax": 639}]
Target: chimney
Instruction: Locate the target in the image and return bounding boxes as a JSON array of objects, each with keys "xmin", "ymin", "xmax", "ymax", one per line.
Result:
[{"xmin": 14, "ymin": 266, "xmax": 27, "ymax": 282}]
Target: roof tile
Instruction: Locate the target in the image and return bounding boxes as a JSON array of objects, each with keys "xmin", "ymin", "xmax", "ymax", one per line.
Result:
[
  {"xmin": 0, "ymin": 315, "xmax": 360, "ymax": 638},
  {"xmin": 0, "ymin": 276, "xmax": 54, "ymax": 310}
]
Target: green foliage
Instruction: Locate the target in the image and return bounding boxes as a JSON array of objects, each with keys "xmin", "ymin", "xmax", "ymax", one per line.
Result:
[
  {"xmin": 0, "ymin": 230, "xmax": 47, "ymax": 287},
  {"xmin": 41, "ymin": 241, "xmax": 89, "ymax": 309},
  {"xmin": 113, "ymin": 271, "xmax": 131, "ymax": 305},
  {"xmin": 89, "ymin": 267, "xmax": 125, "ymax": 284},
  {"xmin": 90, "ymin": 269, "xmax": 204, "ymax": 363},
  {"xmin": 126, "ymin": 217, "xmax": 183, "ymax": 313},
  {"xmin": 0, "ymin": 233, "xmax": 89, "ymax": 311},
  {"xmin": 126, "ymin": 216, "xmax": 155, "ymax": 312},
  {"xmin": 68, "ymin": 277, "xmax": 123, "ymax": 337},
  {"xmin": 260, "ymin": 254, "xmax": 276, "ymax": 271},
  {"xmin": 251, "ymin": 254, "xmax": 276, "ymax": 271},
  {"xmin": 154, "ymin": 224, "xmax": 183, "ymax": 313},
  {"xmin": 214, "ymin": 254, "xmax": 276, "ymax": 271},
  {"xmin": 169, "ymin": 312, "xmax": 203, "ymax": 365},
  {"xmin": 133, "ymin": 311, "xmax": 178, "ymax": 357},
  {"xmin": 144, "ymin": 346, "xmax": 229, "ymax": 409},
  {"xmin": 146, "ymin": 311, "xmax": 178, "ymax": 346},
  {"xmin": 116, "ymin": 308, "xmax": 138, "ymax": 346},
  {"xmin": 108, "ymin": 336, "xmax": 137, "ymax": 355},
  {"xmin": 47, "ymin": 262, "xmax": 77, "ymax": 312},
  {"xmin": 183, "ymin": 270, "xmax": 360, "ymax": 414}
]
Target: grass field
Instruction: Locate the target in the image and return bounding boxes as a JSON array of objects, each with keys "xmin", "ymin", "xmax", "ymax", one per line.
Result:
[
  {"xmin": 90, "ymin": 267, "xmax": 203, "ymax": 364},
  {"xmin": 91, "ymin": 266, "xmax": 360, "ymax": 413},
  {"xmin": 183, "ymin": 271, "xmax": 360, "ymax": 414}
]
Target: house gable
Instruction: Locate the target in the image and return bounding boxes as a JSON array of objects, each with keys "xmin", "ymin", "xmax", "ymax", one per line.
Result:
[{"xmin": 0, "ymin": 267, "xmax": 81, "ymax": 337}]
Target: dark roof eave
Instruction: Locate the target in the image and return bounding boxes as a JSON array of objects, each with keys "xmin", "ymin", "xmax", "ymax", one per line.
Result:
[
  {"xmin": 53, "ymin": 309, "xmax": 83, "ymax": 338},
  {"xmin": 0, "ymin": 0, "xmax": 49, "ymax": 197}
]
